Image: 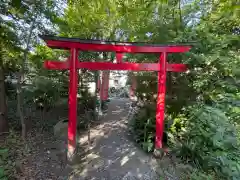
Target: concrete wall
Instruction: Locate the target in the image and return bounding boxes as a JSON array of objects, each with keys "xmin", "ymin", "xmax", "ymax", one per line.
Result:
[{"xmin": 87, "ymin": 71, "xmax": 128, "ymax": 95}]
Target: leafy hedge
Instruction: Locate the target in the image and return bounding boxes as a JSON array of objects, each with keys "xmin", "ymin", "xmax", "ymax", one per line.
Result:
[
  {"xmin": 131, "ymin": 103, "xmax": 240, "ymax": 179},
  {"xmin": 130, "ymin": 103, "xmax": 172, "ymax": 152},
  {"xmin": 130, "ymin": 104, "xmax": 155, "ymax": 152},
  {"xmin": 171, "ymin": 105, "xmax": 240, "ymax": 179},
  {"xmin": 24, "ymin": 76, "xmax": 61, "ymax": 110},
  {"xmin": 0, "ymin": 148, "xmax": 8, "ymax": 180}
]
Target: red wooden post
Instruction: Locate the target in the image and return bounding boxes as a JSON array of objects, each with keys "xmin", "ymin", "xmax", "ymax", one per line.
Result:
[
  {"xmin": 67, "ymin": 48, "xmax": 78, "ymax": 160},
  {"xmin": 116, "ymin": 53, "xmax": 123, "ymax": 63},
  {"xmin": 155, "ymin": 52, "xmax": 167, "ymax": 149},
  {"xmin": 101, "ymin": 71, "xmax": 110, "ymax": 100}
]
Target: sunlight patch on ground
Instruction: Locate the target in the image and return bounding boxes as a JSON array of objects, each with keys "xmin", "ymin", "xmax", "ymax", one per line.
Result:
[
  {"xmin": 120, "ymin": 156, "xmax": 129, "ymax": 166},
  {"xmin": 112, "ymin": 109, "xmax": 124, "ymax": 114},
  {"xmin": 78, "ymin": 127, "xmax": 105, "ymax": 144},
  {"xmin": 86, "ymin": 152, "xmax": 100, "ymax": 160},
  {"xmin": 68, "ymin": 99, "xmax": 161, "ymax": 179}
]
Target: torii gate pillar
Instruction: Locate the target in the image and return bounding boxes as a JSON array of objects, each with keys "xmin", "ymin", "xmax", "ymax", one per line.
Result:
[{"xmin": 67, "ymin": 48, "xmax": 78, "ymax": 160}]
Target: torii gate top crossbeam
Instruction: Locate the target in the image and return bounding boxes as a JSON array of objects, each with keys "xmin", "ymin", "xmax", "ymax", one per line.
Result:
[{"xmin": 40, "ymin": 35, "xmax": 191, "ymax": 53}]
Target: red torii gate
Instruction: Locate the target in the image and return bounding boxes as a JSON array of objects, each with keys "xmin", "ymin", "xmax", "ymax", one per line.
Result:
[{"xmin": 41, "ymin": 35, "xmax": 191, "ymax": 159}]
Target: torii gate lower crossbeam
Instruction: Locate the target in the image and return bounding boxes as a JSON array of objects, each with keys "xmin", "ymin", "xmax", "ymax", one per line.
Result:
[{"xmin": 41, "ymin": 35, "xmax": 191, "ymax": 160}]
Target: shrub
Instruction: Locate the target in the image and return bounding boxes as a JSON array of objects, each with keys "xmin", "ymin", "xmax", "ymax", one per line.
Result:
[
  {"xmin": 24, "ymin": 76, "xmax": 61, "ymax": 111},
  {"xmin": 214, "ymin": 93, "xmax": 240, "ymax": 125},
  {"xmin": 0, "ymin": 148, "xmax": 8, "ymax": 179},
  {"xmin": 5, "ymin": 80, "xmax": 16, "ymax": 98},
  {"xmin": 172, "ymin": 105, "xmax": 240, "ymax": 179},
  {"xmin": 183, "ymin": 169, "xmax": 217, "ymax": 180},
  {"xmin": 130, "ymin": 103, "xmax": 172, "ymax": 152}
]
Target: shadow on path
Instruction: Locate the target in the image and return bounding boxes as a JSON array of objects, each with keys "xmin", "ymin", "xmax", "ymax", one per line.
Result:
[{"xmin": 71, "ymin": 99, "xmax": 159, "ymax": 180}]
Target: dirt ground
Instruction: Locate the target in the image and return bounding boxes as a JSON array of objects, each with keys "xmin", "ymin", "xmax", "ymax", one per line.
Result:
[{"xmin": 16, "ymin": 99, "xmax": 180, "ymax": 180}]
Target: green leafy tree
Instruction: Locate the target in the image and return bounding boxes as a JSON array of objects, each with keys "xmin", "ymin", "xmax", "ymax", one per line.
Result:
[
  {"xmin": 0, "ymin": 1, "xmax": 22, "ymax": 133},
  {"xmin": 1, "ymin": 0, "xmax": 63, "ymax": 139}
]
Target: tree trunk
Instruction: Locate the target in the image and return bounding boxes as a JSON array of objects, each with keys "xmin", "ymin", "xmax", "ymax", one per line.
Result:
[
  {"xmin": 17, "ymin": 18, "xmax": 36, "ymax": 140},
  {"xmin": 178, "ymin": 0, "xmax": 182, "ymax": 29},
  {"xmin": 0, "ymin": 60, "xmax": 8, "ymax": 134},
  {"xmin": 172, "ymin": 6, "xmax": 178, "ymax": 35},
  {"xmin": 17, "ymin": 72, "xmax": 26, "ymax": 139}
]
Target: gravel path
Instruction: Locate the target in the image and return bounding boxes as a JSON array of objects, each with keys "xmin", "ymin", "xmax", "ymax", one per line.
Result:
[{"xmin": 70, "ymin": 98, "xmax": 159, "ymax": 180}]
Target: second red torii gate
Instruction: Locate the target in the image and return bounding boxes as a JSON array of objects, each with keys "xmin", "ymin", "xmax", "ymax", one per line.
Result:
[{"xmin": 41, "ymin": 35, "xmax": 191, "ymax": 159}]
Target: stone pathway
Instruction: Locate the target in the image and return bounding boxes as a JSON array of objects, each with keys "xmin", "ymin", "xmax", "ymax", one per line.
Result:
[{"xmin": 70, "ymin": 98, "xmax": 159, "ymax": 180}]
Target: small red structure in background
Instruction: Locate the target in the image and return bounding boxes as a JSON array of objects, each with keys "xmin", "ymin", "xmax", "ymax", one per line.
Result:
[
  {"xmin": 41, "ymin": 35, "xmax": 191, "ymax": 159},
  {"xmin": 100, "ymin": 71, "xmax": 110, "ymax": 101}
]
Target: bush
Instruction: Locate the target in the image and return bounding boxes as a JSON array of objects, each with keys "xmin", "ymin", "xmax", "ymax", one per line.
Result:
[
  {"xmin": 130, "ymin": 103, "xmax": 172, "ymax": 152},
  {"xmin": 24, "ymin": 76, "xmax": 61, "ymax": 111},
  {"xmin": 5, "ymin": 80, "xmax": 16, "ymax": 98},
  {"xmin": 0, "ymin": 148, "xmax": 8, "ymax": 179},
  {"xmin": 183, "ymin": 169, "xmax": 217, "ymax": 180},
  {"xmin": 215, "ymin": 93, "xmax": 240, "ymax": 125},
  {"xmin": 172, "ymin": 105, "xmax": 240, "ymax": 179}
]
